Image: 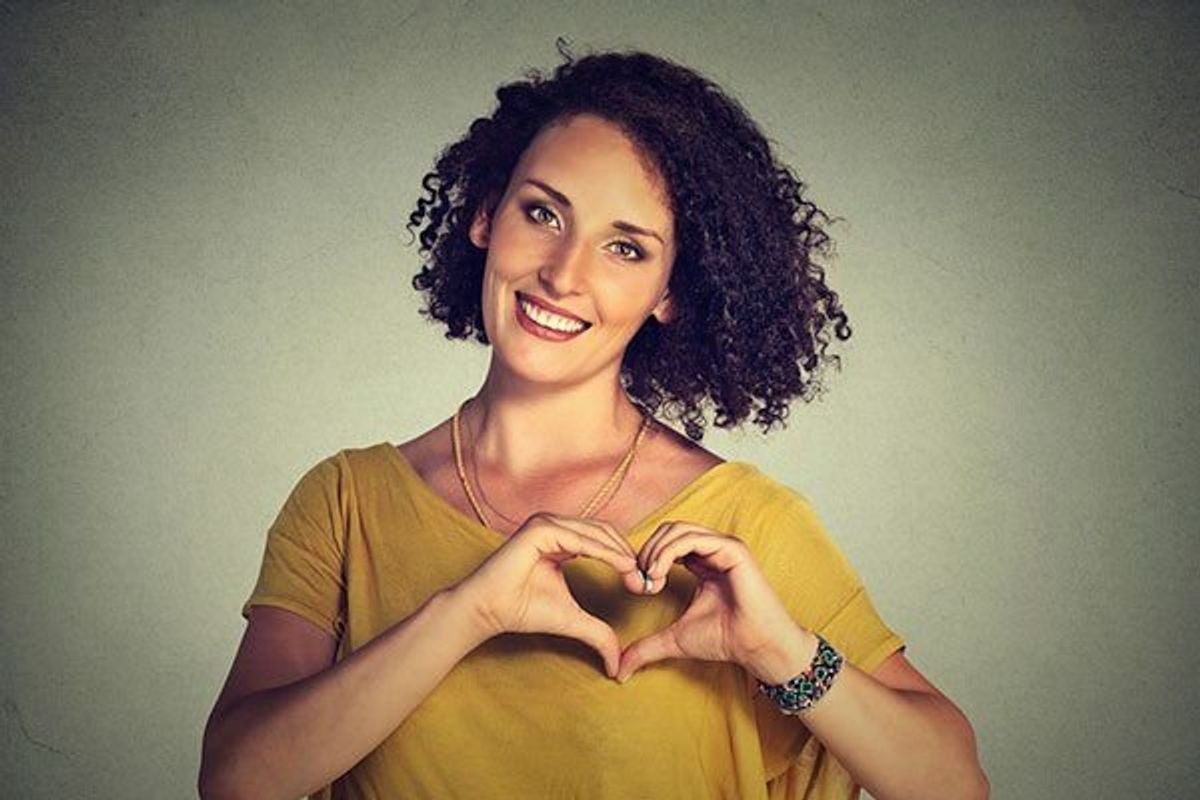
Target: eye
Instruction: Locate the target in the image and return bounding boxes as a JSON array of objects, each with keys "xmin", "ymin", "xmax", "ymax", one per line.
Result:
[
  {"xmin": 610, "ymin": 240, "xmax": 645, "ymax": 261},
  {"xmin": 524, "ymin": 203, "xmax": 560, "ymax": 229}
]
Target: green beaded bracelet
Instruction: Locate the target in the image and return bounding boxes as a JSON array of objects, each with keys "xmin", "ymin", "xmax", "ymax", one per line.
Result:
[{"xmin": 756, "ymin": 634, "xmax": 844, "ymax": 716}]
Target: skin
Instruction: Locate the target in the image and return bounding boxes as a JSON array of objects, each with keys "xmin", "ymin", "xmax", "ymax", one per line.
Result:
[{"xmin": 464, "ymin": 112, "xmax": 677, "ymax": 484}]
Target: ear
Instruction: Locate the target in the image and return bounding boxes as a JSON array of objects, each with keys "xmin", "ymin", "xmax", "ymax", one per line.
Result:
[
  {"xmin": 468, "ymin": 201, "xmax": 493, "ymax": 250},
  {"xmin": 652, "ymin": 290, "xmax": 676, "ymax": 325}
]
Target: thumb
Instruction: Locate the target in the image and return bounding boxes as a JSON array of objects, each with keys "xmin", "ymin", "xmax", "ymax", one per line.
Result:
[
  {"xmin": 616, "ymin": 627, "xmax": 684, "ymax": 684},
  {"xmin": 559, "ymin": 609, "xmax": 622, "ymax": 679}
]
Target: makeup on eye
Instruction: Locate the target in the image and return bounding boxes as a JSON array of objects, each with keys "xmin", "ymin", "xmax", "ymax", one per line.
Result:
[
  {"xmin": 520, "ymin": 176, "xmax": 666, "ymax": 240},
  {"xmin": 521, "ymin": 201, "xmax": 648, "ymax": 261}
]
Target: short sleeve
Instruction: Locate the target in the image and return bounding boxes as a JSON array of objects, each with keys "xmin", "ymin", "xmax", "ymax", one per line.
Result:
[
  {"xmin": 746, "ymin": 484, "xmax": 904, "ymax": 667},
  {"xmin": 240, "ymin": 452, "xmax": 349, "ymax": 639},
  {"xmin": 738, "ymin": 481, "xmax": 905, "ymax": 792}
]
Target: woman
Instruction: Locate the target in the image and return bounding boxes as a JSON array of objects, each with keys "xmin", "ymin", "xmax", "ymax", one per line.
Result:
[{"xmin": 200, "ymin": 41, "xmax": 988, "ymax": 800}]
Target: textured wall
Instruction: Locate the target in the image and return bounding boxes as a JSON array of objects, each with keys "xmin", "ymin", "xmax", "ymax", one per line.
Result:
[{"xmin": 1, "ymin": 2, "xmax": 1196, "ymax": 797}]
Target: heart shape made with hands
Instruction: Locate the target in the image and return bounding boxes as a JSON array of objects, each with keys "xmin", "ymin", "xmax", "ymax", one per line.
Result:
[{"xmin": 575, "ymin": 521, "xmax": 805, "ymax": 685}]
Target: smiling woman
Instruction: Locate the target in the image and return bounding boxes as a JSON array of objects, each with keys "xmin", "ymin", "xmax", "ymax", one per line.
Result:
[
  {"xmin": 406, "ymin": 43, "xmax": 849, "ymax": 446},
  {"xmin": 200, "ymin": 38, "xmax": 988, "ymax": 800}
]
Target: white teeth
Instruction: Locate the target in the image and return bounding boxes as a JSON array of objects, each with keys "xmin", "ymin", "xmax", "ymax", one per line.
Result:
[{"xmin": 520, "ymin": 299, "xmax": 586, "ymax": 333}]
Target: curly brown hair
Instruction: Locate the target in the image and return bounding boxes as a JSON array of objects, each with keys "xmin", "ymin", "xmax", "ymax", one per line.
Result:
[{"xmin": 405, "ymin": 38, "xmax": 850, "ymax": 442}]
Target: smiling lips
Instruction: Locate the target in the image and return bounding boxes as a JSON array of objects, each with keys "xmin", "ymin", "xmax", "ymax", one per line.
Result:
[
  {"xmin": 517, "ymin": 292, "xmax": 590, "ymax": 325},
  {"xmin": 515, "ymin": 292, "xmax": 591, "ymax": 340}
]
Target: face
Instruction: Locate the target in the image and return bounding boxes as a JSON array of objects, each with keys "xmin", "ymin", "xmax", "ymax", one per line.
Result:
[{"xmin": 469, "ymin": 113, "xmax": 677, "ymax": 385}]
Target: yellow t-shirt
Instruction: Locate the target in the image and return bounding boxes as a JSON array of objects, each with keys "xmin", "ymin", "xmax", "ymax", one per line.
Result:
[{"xmin": 242, "ymin": 442, "xmax": 905, "ymax": 799}]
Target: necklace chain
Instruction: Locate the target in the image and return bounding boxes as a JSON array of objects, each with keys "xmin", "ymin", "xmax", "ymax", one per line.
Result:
[
  {"xmin": 452, "ymin": 396, "xmax": 651, "ymax": 531},
  {"xmin": 464, "ymin": 412, "xmax": 521, "ymax": 524}
]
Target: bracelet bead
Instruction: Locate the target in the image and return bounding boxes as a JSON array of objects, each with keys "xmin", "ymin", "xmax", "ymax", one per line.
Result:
[{"xmin": 756, "ymin": 634, "xmax": 844, "ymax": 716}]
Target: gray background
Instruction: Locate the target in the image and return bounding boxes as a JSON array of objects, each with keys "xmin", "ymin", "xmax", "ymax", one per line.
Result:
[{"xmin": 2, "ymin": 2, "xmax": 1197, "ymax": 798}]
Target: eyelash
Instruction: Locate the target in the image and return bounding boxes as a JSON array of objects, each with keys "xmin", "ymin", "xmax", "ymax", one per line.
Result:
[{"xmin": 523, "ymin": 203, "xmax": 646, "ymax": 262}]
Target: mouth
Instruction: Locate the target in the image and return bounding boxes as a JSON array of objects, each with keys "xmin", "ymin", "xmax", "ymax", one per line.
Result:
[{"xmin": 514, "ymin": 291, "xmax": 593, "ymax": 341}]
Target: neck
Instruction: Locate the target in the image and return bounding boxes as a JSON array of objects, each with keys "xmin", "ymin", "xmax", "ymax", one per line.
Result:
[{"xmin": 462, "ymin": 370, "xmax": 648, "ymax": 483}]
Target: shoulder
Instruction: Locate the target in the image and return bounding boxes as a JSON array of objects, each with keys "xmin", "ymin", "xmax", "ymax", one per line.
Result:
[
  {"xmin": 644, "ymin": 418, "xmax": 725, "ymax": 472},
  {"xmin": 716, "ymin": 462, "xmax": 834, "ymax": 550},
  {"xmin": 293, "ymin": 441, "xmax": 408, "ymax": 496},
  {"xmin": 394, "ymin": 417, "xmax": 455, "ymax": 483},
  {"xmin": 644, "ymin": 423, "xmax": 803, "ymax": 502}
]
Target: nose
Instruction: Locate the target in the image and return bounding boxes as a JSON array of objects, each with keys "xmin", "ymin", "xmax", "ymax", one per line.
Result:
[{"xmin": 537, "ymin": 235, "xmax": 590, "ymax": 297}]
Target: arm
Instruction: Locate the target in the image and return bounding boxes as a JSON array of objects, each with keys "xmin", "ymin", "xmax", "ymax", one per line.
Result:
[
  {"xmin": 199, "ymin": 587, "xmax": 489, "ymax": 800},
  {"xmin": 748, "ymin": 629, "xmax": 989, "ymax": 800}
]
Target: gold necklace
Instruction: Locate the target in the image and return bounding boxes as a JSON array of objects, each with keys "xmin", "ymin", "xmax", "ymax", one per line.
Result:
[
  {"xmin": 452, "ymin": 396, "xmax": 652, "ymax": 530},
  {"xmin": 467, "ymin": 429, "xmax": 521, "ymax": 524}
]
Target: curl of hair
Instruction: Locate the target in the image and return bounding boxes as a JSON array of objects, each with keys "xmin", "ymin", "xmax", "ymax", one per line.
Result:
[{"xmin": 406, "ymin": 38, "xmax": 851, "ymax": 441}]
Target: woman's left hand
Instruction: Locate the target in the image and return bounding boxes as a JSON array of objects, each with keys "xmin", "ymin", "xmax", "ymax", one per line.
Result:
[{"xmin": 616, "ymin": 521, "xmax": 808, "ymax": 683}]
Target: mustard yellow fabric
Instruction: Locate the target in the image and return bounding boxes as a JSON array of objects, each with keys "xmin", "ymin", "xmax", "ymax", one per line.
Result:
[{"xmin": 242, "ymin": 443, "xmax": 905, "ymax": 799}]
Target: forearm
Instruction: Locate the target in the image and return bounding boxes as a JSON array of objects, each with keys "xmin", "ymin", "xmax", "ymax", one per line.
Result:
[
  {"xmin": 746, "ymin": 628, "xmax": 988, "ymax": 800},
  {"xmin": 201, "ymin": 589, "xmax": 488, "ymax": 800}
]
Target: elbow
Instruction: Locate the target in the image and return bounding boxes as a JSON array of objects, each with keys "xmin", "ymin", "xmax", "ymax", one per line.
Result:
[
  {"xmin": 197, "ymin": 768, "xmax": 236, "ymax": 800},
  {"xmin": 970, "ymin": 769, "xmax": 991, "ymax": 800},
  {"xmin": 943, "ymin": 763, "xmax": 988, "ymax": 800},
  {"xmin": 199, "ymin": 729, "xmax": 261, "ymax": 800},
  {"xmin": 198, "ymin": 761, "xmax": 264, "ymax": 800},
  {"xmin": 959, "ymin": 720, "xmax": 990, "ymax": 800},
  {"xmin": 199, "ymin": 736, "xmax": 289, "ymax": 800},
  {"xmin": 199, "ymin": 719, "xmax": 235, "ymax": 800},
  {"xmin": 946, "ymin": 708, "xmax": 988, "ymax": 800},
  {"xmin": 197, "ymin": 752, "xmax": 243, "ymax": 800}
]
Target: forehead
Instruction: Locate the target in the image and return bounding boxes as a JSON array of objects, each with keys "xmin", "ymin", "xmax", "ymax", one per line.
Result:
[{"xmin": 508, "ymin": 114, "xmax": 673, "ymax": 231}]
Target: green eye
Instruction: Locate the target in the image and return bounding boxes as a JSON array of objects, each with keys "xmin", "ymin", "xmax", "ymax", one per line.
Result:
[
  {"xmin": 611, "ymin": 241, "xmax": 645, "ymax": 261},
  {"xmin": 525, "ymin": 203, "xmax": 558, "ymax": 227}
]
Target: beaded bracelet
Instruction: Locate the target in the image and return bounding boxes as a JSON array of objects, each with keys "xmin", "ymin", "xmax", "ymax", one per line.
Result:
[{"xmin": 756, "ymin": 634, "xmax": 844, "ymax": 716}]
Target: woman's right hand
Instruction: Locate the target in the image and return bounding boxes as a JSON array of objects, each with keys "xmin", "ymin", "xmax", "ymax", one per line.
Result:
[{"xmin": 454, "ymin": 512, "xmax": 648, "ymax": 678}]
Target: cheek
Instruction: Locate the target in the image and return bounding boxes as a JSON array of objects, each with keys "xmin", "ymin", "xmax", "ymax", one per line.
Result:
[
  {"xmin": 597, "ymin": 289, "xmax": 662, "ymax": 328},
  {"xmin": 488, "ymin": 225, "xmax": 546, "ymax": 278}
]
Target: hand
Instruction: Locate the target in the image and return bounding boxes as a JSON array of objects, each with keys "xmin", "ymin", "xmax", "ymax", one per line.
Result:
[
  {"xmin": 454, "ymin": 512, "xmax": 649, "ymax": 678},
  {"xmin": 616, "ymin": 522, "xmax": 803, "ymax": 683}
]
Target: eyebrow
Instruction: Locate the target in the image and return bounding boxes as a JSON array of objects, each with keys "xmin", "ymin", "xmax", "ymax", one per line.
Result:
[{"xmin": 522, "ymin": 178, "xmax": 665, "ymax": 245}]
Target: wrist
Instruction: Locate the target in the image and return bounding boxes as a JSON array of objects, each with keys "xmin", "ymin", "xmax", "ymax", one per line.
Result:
[
  {"xmin": 437, "ymin": 583, "xmax": 501, "ymax": 646},
  {"xmin": 755, "ymin": 632, "xmax": 845, "ymax": 717},
  {"xmin": 744, "ymin": 626, "xmax": 820, "ymax": 685}
]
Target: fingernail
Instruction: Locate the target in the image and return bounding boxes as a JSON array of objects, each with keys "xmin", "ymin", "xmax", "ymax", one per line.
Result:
[{"xmin": 617, "ymin": 673, "xmax": 629, "ymax": 684}]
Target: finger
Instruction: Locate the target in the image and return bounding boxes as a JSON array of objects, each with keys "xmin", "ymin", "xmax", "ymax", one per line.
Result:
[
  {"xmin": 552, "ymin": 515, "xmax": 650, "ymax": 595},
  {"xmin": 649, "ymin": 532, "xmax": 742, "ymax": 582},
  {"xmin": 571, "ymin": 516, "xmax": 637, "ymax": 561},
  {"xmin": 532, "ymin": 516, "xmax": 638, "ymax": 573},
  {"xmin": 677, "ymin": 552, "xmax": 723, "ymax": 581},
  {"xmin": 596, "ymin": 519, "xmax": 637, "ymax": 560},
  {"xmin": 583, "ymin": 516, "xmax": 658, "ymax": 595},
  {"xmin": 559, "ymin": 608, "xmax": 623, "ymax": 679},
  {"xmin": 638, "ymin": 521, "xmax": 676, "ymax": 574},
  {"xmin": 637, "ymin": 522, "xmax": 690, "ymax": 594},
  {"xmin": 543, "ymin": 514, "xmax": 640, "ymax": 573},
  {"xmin": 643, "ymin": 523, "xmax": 705, "ymax": 580},
  {"xmin": 617, "ymin": 627, "xmax": 685, "ymax": 683}
]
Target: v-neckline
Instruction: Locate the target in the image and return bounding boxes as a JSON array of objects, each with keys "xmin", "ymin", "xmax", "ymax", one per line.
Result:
[{"xmin": 381, "ymin": 442, "xmax": 749, "ymax": 544}]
